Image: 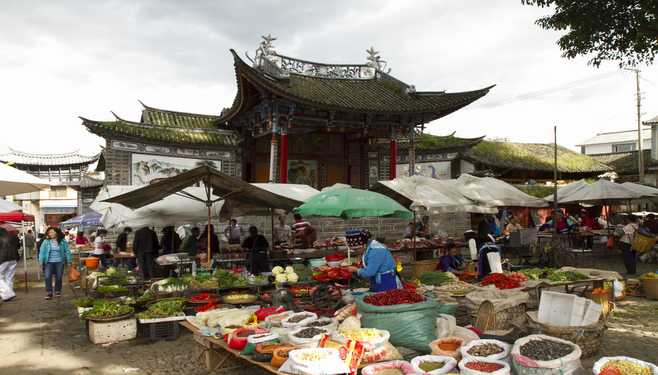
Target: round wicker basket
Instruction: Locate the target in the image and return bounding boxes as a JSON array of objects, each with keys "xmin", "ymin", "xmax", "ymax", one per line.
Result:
[
  {"xmin": 411, "ymin": 259, "xmax": 440, "ymax": 277},
  {"xmin": 222, "ymin": 294, "xmax": 259, "ymax": 305},
  {"xmin": 640, "ymin": 277, "xmax": 658, "ymax": 300},
  {"xmin": 84, "ymin": 310, "xmax": 134, "ymax": 322},
  {"xmin": 525, "ymin": 311, "xmax": 607, "ymax": 358}
]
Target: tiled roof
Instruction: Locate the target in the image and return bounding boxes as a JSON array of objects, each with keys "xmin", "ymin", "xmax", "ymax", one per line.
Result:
[
  {"xmin": 0, "ymin": 148, "xmax": 99, "ymax": 166},
  {"xmin": 80, "ymin": 115, "xmax": 241, "ymax": 146},
  {"xmin": 375, "ymin": 132, "xmax": 484, "ymax": 151},
  {"xmin": 643, "ymin": 114, "xmax": 658, "ymax": 125},
  {"xmin": 139, "ymin": 101, "xmax": 232, "ymax": 130},
  {"xmin": 461, "ymin": 141, "xmax": 612, "ymax": 173},
  {"xmin": 215, "ymin": 50, "xmax": 493, "ymax": 124},
  {"xmin": 590, "ymin": 150, "xmax": 657, "ymax": 174},
  {"xmin": 80, "ymin": 175, "xmax": 104, "ymax": 188},
  {"xmin": 575, "ymin": 130, "xmax": 650, "ymax": 146}
]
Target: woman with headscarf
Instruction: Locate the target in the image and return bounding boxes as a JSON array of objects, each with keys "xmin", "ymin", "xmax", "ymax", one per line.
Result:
[
  {"xmin": 435, "ymin": 242, "xmax": 465, "ymax": 275},
  {"xmin": 615, "ymin": 214, "xmax": 640, "ymax": 276},
  {"xmin": 346, "ymin": 229, "xmax": 401, "ymax": 292}
]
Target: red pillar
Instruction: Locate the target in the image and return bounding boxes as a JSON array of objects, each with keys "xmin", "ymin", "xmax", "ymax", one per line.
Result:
[
  {"xmin": 281, "ymin": 133, "xmax": 288, "ymax": 183},
  {"xmin": 390, "ymin": 139, "xmax": 397, "ymax": 179}
]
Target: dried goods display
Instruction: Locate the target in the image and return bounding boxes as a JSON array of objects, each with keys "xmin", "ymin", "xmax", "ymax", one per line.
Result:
[
  {"xmin": 467, "ymin": 344, "xmax": 504, "ymax": 357},
  {"xmin": 464, "ymin": 362, "xmax": 504, "ymax": 373},
  {"xmin": 520, "ymin": 340, "xmax": 573, "ymax": 361},
  {"xmin": 363, "ymin": 289, "xmax": 425, "ymax": 306},
  {"xmin": 418, "ymin": 362, "xmax": 445, "ymax": 372},
  {"xmin": 603, "ymin": 360, "xmax": 652, "ymax": 375}
]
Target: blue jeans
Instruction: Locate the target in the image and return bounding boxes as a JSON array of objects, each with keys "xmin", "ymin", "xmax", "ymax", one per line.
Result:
[
  {"xmin": 44, "ymin": 262, "xmax": 64, "ymax": 294},
  {"xmin": 96, "ymin": 254, "xmax": 108, "ymax": 268},
  {"xmin": 113, "ymin": 257, "xmax": 135, "ymax": 269}
]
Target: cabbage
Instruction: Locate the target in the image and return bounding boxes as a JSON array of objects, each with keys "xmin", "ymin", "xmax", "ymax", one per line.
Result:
[
  {"xmin": 272, "ymin": 266, "xmax": 284, "ymax": 275},
  {"xmin": 106, "ymin": 267, "xmax": 118, "ymax": 276},
  {"xmin": 285, "ymin": 266, "xmax": 295, "ymax": 274},
  {"xmin": 275, "ymin": 274, "xmax": 288, "ymax": 283}
]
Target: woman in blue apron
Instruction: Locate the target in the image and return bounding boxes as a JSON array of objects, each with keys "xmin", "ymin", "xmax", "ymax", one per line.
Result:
[{"xmin": 346, "ymin": 229, "xmax": 401, "ymax": 292}]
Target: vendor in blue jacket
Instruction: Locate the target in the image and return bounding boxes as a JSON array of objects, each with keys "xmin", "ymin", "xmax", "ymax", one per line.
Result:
[{"xmin": 347, "ymin": 229, "xmax": 401, "ymax": 292}]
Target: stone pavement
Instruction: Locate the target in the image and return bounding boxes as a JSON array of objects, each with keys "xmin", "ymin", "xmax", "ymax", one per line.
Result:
[{"xmin": 2, "ymin": 251, "xmax": 658, "ymax": 374}]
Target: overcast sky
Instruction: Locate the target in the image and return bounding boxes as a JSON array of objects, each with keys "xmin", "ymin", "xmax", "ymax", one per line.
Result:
[{"xmin": 2, "ymin": 1, "xmax": 657, "ymax": 157}]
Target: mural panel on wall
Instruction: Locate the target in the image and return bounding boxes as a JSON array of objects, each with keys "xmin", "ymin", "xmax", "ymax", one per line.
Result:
[
  {"xmin": 287, "ymin": 160, "xmax": 317, "ymax": 188},
  {"xmin": 131, "ymin": 153, "xmax": 221, "ymax": 186},
  {"xmin": 396, "ymin": 161, "xmax": 450, "ymax": 179}
]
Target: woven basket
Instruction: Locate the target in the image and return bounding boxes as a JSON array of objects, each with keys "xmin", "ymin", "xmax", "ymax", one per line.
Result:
[
  {"xmin": 222, "ymin": 294, "xmax": 259, "ymax": 305},
  {"xmin": 639, "ymin": 277, "xmax": 658, "ymax": 300},
  {"xmin": 633, "ymin": 232, "xmax": 658, "ymax": 253},
  {"xmin": 493, "ymin": 303, "xmax": 525, "ymax": 330},
  {"xmin": 583, "ymin": 291, "xmax": 613, "ymax": 318},
  {"xmin": 525, "ymin": 311, "xmax": 607, "ymax": 358},
  {"xmin": 84, "ymin": 310, "xmax": 134, "ymax": 323},
  {"xmin": 411, "ymin": 259, "xmax": 440, "ymax": 277}
]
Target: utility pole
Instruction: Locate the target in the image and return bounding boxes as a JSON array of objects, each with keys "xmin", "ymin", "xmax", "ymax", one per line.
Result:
[{"xmin": 626, "ymin": 68, "xmax": 644, "ymax": 184}]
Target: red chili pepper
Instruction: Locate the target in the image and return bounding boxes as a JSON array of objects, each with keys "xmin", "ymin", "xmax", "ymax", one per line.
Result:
[
  {"xmin": 196, "ymin": 301, "xmax": 219, "ymax": 312},
  {"xmin": 363, "ymin": 289, "xmax": 425, "ymax": 306},
  {"xmin": 312, "ymin": 274, "xmax": 327, "ymax": 281},
  {"xmin": 465, "ymin": 362, "xmax": 504, "ymax": 373}
]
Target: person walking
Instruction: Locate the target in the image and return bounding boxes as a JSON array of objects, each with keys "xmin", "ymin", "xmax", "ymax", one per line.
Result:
[
  {"xmin": 113, "ymin": 227, "xmax": 135, "ymax": 270},
  {"xmin": 133, "ymin": 226, "xmax": 161, "ymax": 281},
  {"xmin": 0, "ymin": 228, "xmax": 20, "ymax": 301},
  {"xmin": 224, "ymin": 219, "xmax": 244, "ymax": 245},
  {"xmin": 24, "ymin": 229, "xmax": 35, "ymax": 259},
  {"xmin": 38, "ymin": 227, "xmax": 72, "ymax": 299},
  {"xmin": 616, "ymin": 214, "xmax": 640, "ymax": 276}
]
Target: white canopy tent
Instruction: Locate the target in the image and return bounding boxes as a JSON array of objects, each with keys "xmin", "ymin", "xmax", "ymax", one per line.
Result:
[
  {"xmin": 544, "ymin": 179, "xmax": 588, "ymax": 203},
  {"xmin": 0, "ymin": 199, "xmax": 24, "ymax": 213},
  {"xmin": 369, "ymin": 175, "xmax": 497, "ymax": 214},
  {"xmin": 444, "ymin": 174, "xmax": 549, "ymax": 208}
]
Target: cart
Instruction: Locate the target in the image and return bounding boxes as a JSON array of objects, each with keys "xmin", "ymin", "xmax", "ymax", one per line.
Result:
[{"xmin": 506, "ymin": 229, "xmax": 575, "ymax": 268}]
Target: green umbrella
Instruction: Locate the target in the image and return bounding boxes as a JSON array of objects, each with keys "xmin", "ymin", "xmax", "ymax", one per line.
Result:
[{"xmin": 291, "ymin": 188, "xmax": 413, "ymax": 220}]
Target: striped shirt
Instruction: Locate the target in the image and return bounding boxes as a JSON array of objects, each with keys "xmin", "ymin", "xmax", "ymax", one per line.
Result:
[
  {"xmin": 291, "ymin": 220, "xmax": 311, "ymax": 246},
  {"xmin": 49, "ymin": 240, "xmax": 62, "ymax": 263}
]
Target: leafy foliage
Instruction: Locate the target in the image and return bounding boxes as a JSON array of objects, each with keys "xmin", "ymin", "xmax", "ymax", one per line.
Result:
[{"xmin": 522, "ymin": 0, "xmax": 658, "ymax": 67}]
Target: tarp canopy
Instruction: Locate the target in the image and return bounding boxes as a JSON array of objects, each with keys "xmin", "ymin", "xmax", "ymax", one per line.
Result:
[
  {"xmin": 544, "ymin": 179, "xmax": 588, "ymax": 203},
  {"xmin": 444, "ymin": 174, "xmax": 549, "ymax": 208},
  {"xmin": 0, "ymin": 163, "xmax": 50, "ymax": 196},
  {"xmin": 558, "ymin": 178, "xmax": 646, "ymax": 205},
  {"xmin": 60, "ymin": 211, "xmax": 104, "ymax": 229},
  {"xmin": 91, "ymin": 186, "xmax": 231, "ymax": 228},
  {"xmin": 292, "ymin": 188, "xmax": 414, "ymax": 220},
  {"xmin": 369, "ymin": 176, "xmax": 497, "ymax": 214},
  {"xmin": 103, "ymin": 166, "xmax": 304, "ymax": 213},
  {"xmin": 0, "ymin": 210, "xmax": 35, "ymax": 222},
  {"xmin": 0, "ymin": 199, "xmax": 23, "ymax": 213},
  {"xmin": 621, "ymin": 182, "xmax": 658, "ymax": 204}
]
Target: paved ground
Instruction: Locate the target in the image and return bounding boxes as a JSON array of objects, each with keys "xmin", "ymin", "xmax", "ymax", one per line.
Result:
[{"xmin": 1, "ymin": 248, "xmax": 658, "ymax": 374}]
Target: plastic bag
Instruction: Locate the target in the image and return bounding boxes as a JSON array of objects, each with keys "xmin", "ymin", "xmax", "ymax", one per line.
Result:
[
  {"xmin": 429, "ymin": 337, "xmax": 465, "ymax": 360},
  {"xmin": 68, "ymin": 267, "xmax": 81, "ymax": 282},
  {"xmin": 593, "ymin": 356, "xmax": 658, "ymax": 375},
  {"xmin": 269, "ymin": 327, "xmax": 292, "ymax": 344},
  {"xmin": 279, "ymin": 348, "xmax": 350, "ymax": 375},
  {"xmin": 356, "ymin": 293, "xmax": 440, "ymax": 352},
  {"xmin": 0, "ymin": 278, "xmax": 16, "ymax": 300},
  {"xmin": 435, "ymin": 314, "xmax": 457, "ymax": 338},
  {"xmin": 320, "ymin": 335, "xmax": 365, "ymax": 375},
  {"xmin": 361, "ymin": 360, "xmax": 416, "ymax": 375},
  {"xmin": 334, "ymin": 303, "xmax": 357, "ymax": 322},
  {"xmin": 265, "ymin": 310, "xmax": 293, "ymax": 328},
  {"xmin": 282, "ymin": 312, "xmax": 317, "ymax": 328},
  {"xmin": 459, "ymin": 357, "xmax": 511, "ymax": 375},
  {"xmin": 240, "ymin": 332, "xmax": 279, "ymax": 355},
  {"xmin": 410, "ymin": 355, "xmax": 458, "ymax": 375},
  {"xmin": 338, "ymin": 315, "xmax": 361, "ymax": 331},
  {"xmin": 331, "ymin": 328, "xmax": 390, "ymax": 351},
  {"xmin": 511, "ymin": 334, "xmax": 582, "ymax": 375},
  {"xmin": 302, "ymin": 317, "xmax": 338, "ymax": 335}
]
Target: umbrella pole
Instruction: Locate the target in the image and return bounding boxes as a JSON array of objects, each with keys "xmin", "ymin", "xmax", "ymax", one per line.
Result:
[
  {"xmin": 206, "ymin": 178, "xmax": 212, "ymax": 269},
  {"xmin": 412, "ymin": 212, "xmax": 417, "ymax": 262},
  {"xmin": 348, "ymin": 218, "xmax": 351, "ymax": 263},
  {"xmin": 22, "ymin": 220, "xmax": 27, "ymax": 293}
]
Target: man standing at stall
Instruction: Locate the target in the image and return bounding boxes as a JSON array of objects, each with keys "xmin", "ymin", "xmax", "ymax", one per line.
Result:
[
  {"xmin": 224, "ymin": 219, "xmax": 244, "ymax": 245},
  {"xmin": 242, "ymin": 226, "xmax": 270, "ymax": 275},
  {"xmin": 290, "ymin": 213, "xmax": 311, "ymax": 248},
  {"xmin": 133, "ymin": 226, "xmax": 160, "ymax": 281},
  {"xmin": 273, "ymin": 216, "xmax": 291, "ymax": 245}
]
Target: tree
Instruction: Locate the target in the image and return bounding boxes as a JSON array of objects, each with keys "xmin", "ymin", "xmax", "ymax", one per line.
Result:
[{"xmin": 522, "ymin": 0, "xmax": 658, "ymax": 67}]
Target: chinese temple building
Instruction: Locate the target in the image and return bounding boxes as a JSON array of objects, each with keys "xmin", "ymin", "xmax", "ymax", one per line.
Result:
[
  {"xmin": 82, "ymin": 36, "xmax": 493, "ymax": 189},
  {"xmin": 0, "ymin": 148, "xmax": 100, "ymax": 229}
]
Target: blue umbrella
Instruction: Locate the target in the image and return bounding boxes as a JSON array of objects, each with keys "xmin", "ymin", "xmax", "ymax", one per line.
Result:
[{"xmin": 60, "ymin": 211, "xmax": 104, "ymax": 229}]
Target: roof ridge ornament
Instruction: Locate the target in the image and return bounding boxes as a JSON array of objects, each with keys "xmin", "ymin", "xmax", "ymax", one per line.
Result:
[
  {"xmin": 246, "ymin": 34, "xmax": 289, "ymax": 82},
  {"xmin": 365, "ymin": 47, "xmax": 391, "ymax": 74}
]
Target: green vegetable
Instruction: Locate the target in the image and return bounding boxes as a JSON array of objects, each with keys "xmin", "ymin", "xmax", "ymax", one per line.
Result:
[
  {"xmin": 418, "ymin": 271, "xmax": 458, "ymax": 286},
  {"xmin": 212, "ymin": 269, "xmax": 248, "ymax": 288},
  {"xmin": 547, "ymin": 271, "xmax": 589, "ymax": 282},
  {"xmin": 80, "ymin": 300, "xmax": 133, "ymax": 321},
  {"xmin": 188, "ymin": 275, "xmax": 218, "ymax": 289},
  {"xmin": 137, "ymin": 299, "xmax": 186, "ymax": 319},
  {"xmin": 151, "ymin": 277, "xmax": 188, "ymax": 292},
  {"xmin": 98, "ymin": 285, "xmax": 128, "ymax": 293},
  {"xmin": 73, "ymin": 296, "xmax": 97, "ymax": 307},
  {"xmin": 291, "ymin": 264, "xmax": 312, "ymax": 281}
]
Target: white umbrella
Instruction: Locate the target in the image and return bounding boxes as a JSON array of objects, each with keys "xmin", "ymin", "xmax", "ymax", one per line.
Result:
[
  {"xmin": 369, "ymin": 175, "xmax": 497, "ymax": 214},
  {"xmin": 544, "ymin": 180, "xmax": 588, "ymax": 203},
  {"xmin": 0, "ymin": 199, "xmax": 23, "ymax": 213},
  {"xmin": 444, "ymin": 174, "xmax": 549, "ymax": 208},
  {"xmin": 621, "ymin": 182, "xmax": 658, "ymax": 204},
  {"xmin": 0, "ymin": 163, "xmax": 49, "ymax": 196},
  {"xmin": 558, "ymin": 179, "xmax": 645, "ymax": 206}
]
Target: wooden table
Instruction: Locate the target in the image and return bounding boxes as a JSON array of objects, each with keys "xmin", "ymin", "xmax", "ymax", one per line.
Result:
[{"xmin": 180, "ymin": 320, "xmax": 285, "ymax": 373}]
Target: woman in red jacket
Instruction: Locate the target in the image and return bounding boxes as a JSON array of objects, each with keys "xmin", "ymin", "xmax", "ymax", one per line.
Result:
[{"xmin": 579, "ymin": 209, "xmax": 601, "ymax": 250}]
